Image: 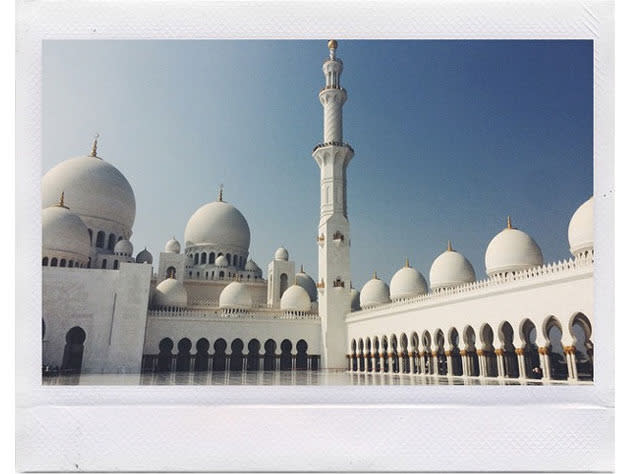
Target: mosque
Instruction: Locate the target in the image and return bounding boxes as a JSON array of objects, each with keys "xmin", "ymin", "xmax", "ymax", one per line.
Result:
[{"xmin": 41, "ymin": 41, "xmax": 594, "ymax": 383}]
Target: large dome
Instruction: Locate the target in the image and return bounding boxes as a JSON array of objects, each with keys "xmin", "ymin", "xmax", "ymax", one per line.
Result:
[
  {"xmin": 360, "ymin": 274, "xmax": 390, "ymax": 309},
  {"xmin": 280, "ymin": 284, "xmax": 312, "ymax": 312},
  {"xmin": 42, "ymin": 147, "xmax": 136, "ymax": 233},
  {"xmin": 390, "ymin": 260, "xmax": 428, "ymax": 300},
  {"xmin": 184, "ymin": 199, "xmax": 250, "ymax": 251},
  {"xmin": 568, "ymin": 196, "xmax": 593, "ymax": 257},
  {"xmin": 153, "ymin": 277, "xmax": 188, "ymax": 308},
  {"xmin": 429, "ymin": 242, "xmax": 476, "ymax": 290},
  {"xmin": 485, "ymin": 217, "xmax": 543, "ymax": 276},
  {"xmin": 219, "ymin": 281, "xmax": 253, "ymax": 309},
  {"xmin": 42, "ymin": 201, "xmax": 91, "ymax": 265}
]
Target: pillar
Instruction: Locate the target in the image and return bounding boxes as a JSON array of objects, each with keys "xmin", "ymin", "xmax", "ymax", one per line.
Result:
[
  {"xmin": 379, "ymin": 352, "xmax": 385, "ymax": 374},
  {"xmin": 516, "ymin": 348, "xmax": 527, "ymax": 379},
  {"xmin": 495, "ymin": 349, "xmax": 505, "ymax": 378},
  {"xmin": 460, "ymin": 349, "xmax": 469, "ymax": 376},
  {"xmin": 477, "ymin": 350, "xmax": 487, "ymax": 377},
  {"xmin": 564, "ymin": 346, "xmax": 578, "ymax": 382},
  {"xmin": 445, "ymin": 350, "xmax": 453, "ymax": 376},
  {"xmin": 409, "ymin": 351, "xmax": 416, "ymax": 374},
  {"xmin": 538, "ymin": 347, "xmax": 551, "ymax": 380}
]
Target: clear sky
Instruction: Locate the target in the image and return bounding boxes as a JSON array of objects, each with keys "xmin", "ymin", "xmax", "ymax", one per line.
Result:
[{"xmin": 43, "ymin": 40, "xmax": 593, "ymax": 288}]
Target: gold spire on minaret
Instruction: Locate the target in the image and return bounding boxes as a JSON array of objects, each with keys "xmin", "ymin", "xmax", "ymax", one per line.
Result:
[
  {"xmin": 328, "ymin": 39, "xmax": 338, "ymax": 50},
  {"xmin": 507, "ymin": 215, "xmax": 513, "ymax": 229},
  {"xmin": 90, "ymin": 133, "xmax": 99, "ymax": 157},
  {"xmin": 56, "ymin": 191, "xmax": 68, "ymax": 209},
  {"xmin": 218, "ymin": 184, "xmax": 224, "ymax": 202},
  {"xmin": 447, "ymin": 240, "xmax": 453, "ymax": 252}
]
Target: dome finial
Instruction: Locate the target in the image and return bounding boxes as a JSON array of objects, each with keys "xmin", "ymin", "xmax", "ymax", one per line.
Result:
[
  {"xmin": 373, "ymin": 271, "xmax": 378, "ymax": 280},
  {"xmin": 56, "ymin": 191, "xmax": 68, "ymax": 209},
  {"xmin": 90, "ymin": 133, "xmax": 99, "ymax": 157},
  {"xmin": 507, "ymin": 215, "xmax": 513, "ymax": 229},
  {"xmin": 405, "ymin": 257, "xmax": 410, "ymax": 268},
  {"xmin": 218, "ymin": 184, "xmax": 224, "ymax": 202},
  {"xmin": 447, "ymin": 240, "xmax": 453, "ymax": 252},
  {"xmin": 300, "ymin": 264, "xmax": 304, "ymax": 273}
]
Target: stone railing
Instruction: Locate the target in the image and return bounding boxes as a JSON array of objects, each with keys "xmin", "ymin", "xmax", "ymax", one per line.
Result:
[
  {"xmin": 148, "ymin": 307, "xmax": 320, "ymax": 321},
  {"xmin": 352, "ymin": 254, "xmax": 594, "ymax": 316},
  {"xmin": 312, "ymin": 141, "xmax": 354, "ymax": 153}
]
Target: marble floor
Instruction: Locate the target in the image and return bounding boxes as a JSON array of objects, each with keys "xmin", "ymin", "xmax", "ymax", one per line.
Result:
[{"xmin": 41, "ymin": 370, "xmax": 590, "ymax": 386}]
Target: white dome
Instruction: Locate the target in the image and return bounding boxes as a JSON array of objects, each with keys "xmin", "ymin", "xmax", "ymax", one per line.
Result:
[
  {"xmin": 215, "ymin": 255, "xmax": 229, "ymax": 267},
  {"xmin": 274, "ymin": 247, "xmax": 289, "ymax": 261},
  {"xmin": 429, "ymin": 242, "xmax": 476, "ymax": 290},
  {"xmin": 568, "ymin": 196, "xmax": 594, "ymax": 256},
  {"xmin": 184, "ymin": 199, "xmax": 250, "ymax": 251},
  {"xmin": 42, "ymin": 203, "xmax": 91, "ymax": 264},
  {"xmin": 219, "ymin": 281, "xmax": 253, "ymax": 309},
  {"xmin": 153, "ymin": 277, "xmax": 188, "ymax": 308},
  {"xmin": 390, "ymin": 261, "xmax": 428, "ymax": 300},
  {"xmin": 245, "ymin": 259, "xmax": 260, "ymax": 272},
  {"xmin": 485, "ymin": 218, "xmax": 543, "ymax": 276},
  {"xmin": 280, "ymin": 284, "xmax": 312, "ymax": 312},
  {"xmin": 164, "ymin": 237, "xmax": 181, "ymax": 254},
  {"xmin": 295, "ymin": 267, "xmax": 317, "ymax": 302},
  {"xmin": 350, "ymin": 288, "xmax": 361, "ymax": 311},
  {"xmin": 360, "ymin": 274, "xmax": 391, "ymax": 308},
  {"xmin": 114, "ymin": 239, "xmax": 133, "ymax": 257},
  {"xmin": 42, "ymin": 149, "xmax": 136, "ymax": 232},
  {"xmin": 136, "ymin": 248, "xmax": 153, "ymax": 264}
]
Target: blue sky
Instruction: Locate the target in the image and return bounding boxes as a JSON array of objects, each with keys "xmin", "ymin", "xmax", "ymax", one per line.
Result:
[{"xmin": 43, "ymin": 40, "xmax": 593, "ymax": 288}]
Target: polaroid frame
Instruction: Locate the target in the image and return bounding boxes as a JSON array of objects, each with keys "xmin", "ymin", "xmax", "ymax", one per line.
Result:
[{"xmin": 16, "ymin": 1, "xmax": 614, "ymax": 471}]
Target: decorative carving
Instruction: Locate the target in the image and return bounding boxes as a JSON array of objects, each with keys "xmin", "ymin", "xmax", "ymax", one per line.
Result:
[
  {"xmin": 515, "ymin": 348, "xmax": 524, "ymax": 355},
  {"xmin": 494, "ymin": 349, "xmax": 504, "ymax": 356},
  {"xmin": 332, "ymin": 231, "xmax": 344, "ymax": 241},
  {"xmin": 538, "ymin": 347, "xmax": 549, "ymax": 355},
  {"xmin": 333, "ymin": 278, "xmax": 345, "ymax": 288},
  {"xmin": 563, "ymin": 346, "xmax": 576, "ymax": 354}
]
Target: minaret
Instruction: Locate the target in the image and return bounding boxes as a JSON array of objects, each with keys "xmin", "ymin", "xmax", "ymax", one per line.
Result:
[{"xmin": 313, "ymin": 40, "xmax": 354, "ymax": 369}]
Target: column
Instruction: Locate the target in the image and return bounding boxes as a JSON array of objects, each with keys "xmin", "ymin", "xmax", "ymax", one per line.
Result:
[
  {"xmin": 371, "ymin": 353, "xmax": 377, "ymax": 373},
  {"xmin": 379, "ymin": 352, "xmax": 385, "ymax": 374},
  {"xmin": 460, "ymin": 350, "xmax": 468, "ymax": 377},
  {"xmin": 564, "ymin": 346, "xmax": 578, "ymax": 382},
  {"xmin": 419, "ymin": 353, "xmax": 426, "ymax": 375},
  {"xmin": 409, "ymin": 352, "xmax": 416, "ymax": 374},
  {"xmin": 397, "ymin": 352, "xmax": 403, "ymax": 374},
  {"xmin": 538, "ymin": 347, "xmax": 551, "ymax": 381},
  {"xmin": 477, "ymin": 350, "xmax": 487, "ymax": 377},
  {"xmin": 495, "ymin": 349, "xmax": 505, "ymax": 378},
  {"xmin": 431, "ymin": 351, "xmax": 439, "ymax": 376}
]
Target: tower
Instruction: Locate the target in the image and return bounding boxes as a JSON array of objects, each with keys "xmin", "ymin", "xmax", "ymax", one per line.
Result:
[{"xmin": 313, "ymin": 40, "xmax": 354, "ymax": 369}]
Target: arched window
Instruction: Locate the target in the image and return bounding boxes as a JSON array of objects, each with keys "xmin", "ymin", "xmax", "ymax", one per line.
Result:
[
  {"xmin": 448, "ymin": 328, "xmax": 463, "ymax": 376},
  {"xmin": 480, "ymin": 324, "xmax": 498, "ymax": 377},
  {"xmin": 166, "ymin": 266, "xmax": 176, "ymax": 278},
  {"xmin": 296, "ymin": 340, "xmax": 308, "ymax": 370},
  {"xmin": 108, "ymin": 233, "xmax": 116, "ymax": 250},
  {"xmin": 212, "ymin": 338, "xmax": 227, "ymax": 372},
  {"xmin": 544, "ymin": 316, "xmax": 568, "ymax": 380},
  {"xmin": 61, "ymin": 326, "xmax": 86, "ymax": 374},
  {"xmin": 157, "ymin": 338, "xmax": 174, "ymax": 372},
  {"xmin": 42, "ymin": 257, "xmax": 48, "ymax": 266},
  {"xmin": 280, "ymin": 339, "xmax": 292, "ymax": 370},
  {"xmin": 176, "ymin": 338, "xmax": 192, "ymax": 372},
  {"xmin": 209, "ymin": 252, "xmax": 215, "ymax": 264},
  {"xmin": 280, "ymin": 273, "xmax": 288, "ymax": 297},
  {"xmin": 88, "ymin": 229, "xmax": 93, "ymax": 245},
  {"xmin": 194, "ymin": 253, "xmax": 199, "ymax": 265},
  {"xmin": 201, "ymin": 252, "xmax": 207, "ymax": 264},
  {"xmin": 233, "ymin": 255, "xmax": 238, "ymax": 268},
  {"xmin": 520, "ymin": 319, "xmax": 541, "ymax": 379},
  {"xmin": 463, "ymin": 326, "xmax": 480, "ymax": 376},
  {"xmin": 226, "ymin": 253, "xmax": 231, "ymax": 265},
  {"xmin": 230, "ymin": 339, "xmax": 244, "ymax": 372},
  {"xmin": 499, "ymin": 322, "xmax": 519, "ymax": 378},
  {"xmin": 96, "ymin": 231, "xmax": 105, "ymax": 248},
  {"xmin": 60, "ymin": 258, "xmax": 66, "ymax": 267},
  {"xmin": 219, "ymin": 271, "xmax": 224, "ymax": 278},
  {"xmin": 113, "ymin": 260, "xmax": 119, "ymax": 270},
  {"xmin": 68, "ymin": 260, "xmax": 74, "ymax": 268},
  {"xmin": 570, "ymin": 313, "xmax": 593, "ymax": 381},
  {"xmin": 263, "ymin": 339, "xmax": 277, "ymax": 371},
  {"xmin": 50, "ymin": 258, "xmax": 58, "ymax": 267},
  {"xmin": 101, "ymin": 259, "xmax": 107, "ymax": 269},
  {"xmin": 247, "ymin": 339, "xmax": 261, "ymax": 371}
]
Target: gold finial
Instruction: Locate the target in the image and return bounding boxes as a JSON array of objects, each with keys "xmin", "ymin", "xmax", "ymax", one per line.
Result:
[
  {"xmin": 507, "ymin": 215, "xmax": 513, "ymax": 229},
  {"xmin": 56, "ymin": 191, "xmax": 68, "ymax": 208},
  {"xmin": 328, "ymin": 39, "xmax": 338, "ymax": 50},
  {"xmin": 405, "ymin": 257, "xmax": 410, "ymax": 268},
  {"xmin": 218, "ymin": 184, "xmax": 224, "ymax": 202},
  {"xmin": 447, "ymin": 240, "xmax": 453, "ymax": 252},
  {"xmin": 373, "ymin": 271, "xmax": 378, "ymax": 280},
  {"xmin": 300, "ymin": 264, "xmax": 304, "ymax": 273},
  {"xmin": 90, "ymin": 133, "xmax": 99, "ymax": 157}
]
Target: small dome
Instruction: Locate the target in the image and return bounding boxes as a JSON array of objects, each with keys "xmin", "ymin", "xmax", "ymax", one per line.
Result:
[
  {"xmin": 219, "ymin": 281, "xmax": 253, "ymax": 309},
  {"xmin": 568, "ymin": 196, "xmax": 593, "ymax": 257},
  {"xmin": 215, "ymin": 255, "xmax": 229, "ymax": 267},
  {"xmin": 153, "ymin": 277, "xmax": 187, "ymax": 308},
  {"xmin": 274, "ymin": 247, "xmax": 289, "ymax": 261},
  {"xmin": 360, "ymin": 274, "xmax": 391, "ymax": 309},
  {"xmin": 244, "ymin": 259, "xmax": 260, "ymax": 272},
  {"xmin": 41, "ymin": 140, "xmax": 136, "ymax": 233},
  {"xmin": 42, "ymin": 201, "xmax": 91, "ymax": 265},
  {"xmin": 114, "ymin": 239, "xmax": 133, "ymax": 257},
  {"xmin": 390, "ymin": 260, "xmax": 428, "ymax": 300},
  {"xmin": 136, "ymin": 248, "xmax": 153, "ymax": 264},
  {"xmin": 164, "ymin": 237, "xmax": 181, "ymax": 254},
  {"xmin": 280, "ymin": 284, "xmax": 311, "ymax": 312},
  {"xmin": 350, "ymin": 288, "xmax": 361, "ymax": 311},
  {"xmin": 184, "ymin": 197, "xmax": 250, "ymax": 251},
  {"xmin": 485, "ymin": 217, "xmax": 543, "ymax": 276},
  {"xmin": 295, "ymin": 266, "xmax": 317, "ymax": 302},
  {"xmin": 429, "ymin": 241, "xmax": 476, "ymax": 290}
]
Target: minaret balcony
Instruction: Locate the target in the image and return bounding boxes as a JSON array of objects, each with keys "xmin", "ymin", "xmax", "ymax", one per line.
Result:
[
  {"xmin": 333, "ymin": 278, "xmax": 345, "ymax": 288},
  {"xmin": 312, "ymin": 141, "xmax": 354, "ymax": 153}
]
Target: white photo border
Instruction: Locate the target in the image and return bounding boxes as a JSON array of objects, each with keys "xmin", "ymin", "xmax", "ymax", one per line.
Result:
[{"xmin": 16, "ymin": 1, "xmax": 614, "ymax": 471}]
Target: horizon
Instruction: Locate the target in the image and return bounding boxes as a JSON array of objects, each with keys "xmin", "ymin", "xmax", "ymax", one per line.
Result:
[{"xmin": 42, "ymin": 39, "xmax": 593, "ymax": 289}]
